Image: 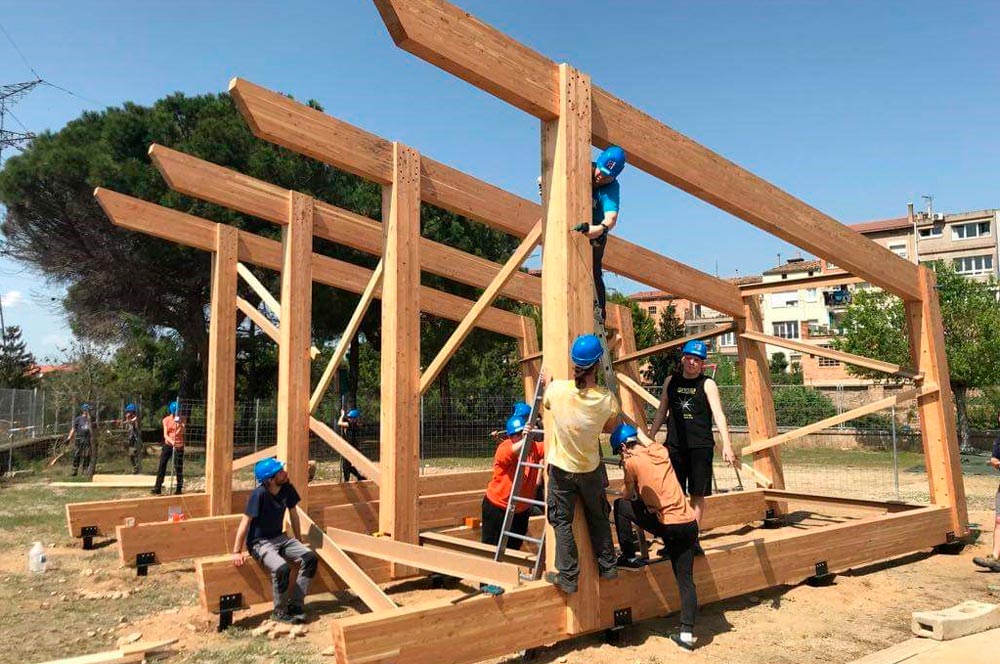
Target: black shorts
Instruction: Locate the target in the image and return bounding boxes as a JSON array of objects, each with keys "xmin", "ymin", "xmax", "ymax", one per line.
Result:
[{"xmin": 667, "ymin": 446, "xmax": 714, "ymax": 497}]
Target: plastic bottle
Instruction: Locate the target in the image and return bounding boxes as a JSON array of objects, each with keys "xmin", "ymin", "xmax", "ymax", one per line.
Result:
[{"xmin": 28, "ymin": 542, "xmax": 47, "ymax": 573}]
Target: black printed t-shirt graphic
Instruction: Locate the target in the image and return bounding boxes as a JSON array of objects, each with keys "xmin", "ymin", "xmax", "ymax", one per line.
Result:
[
  {"xmin": 666, "ymin": 374, "xmax": 714, "ymax": 449},
  {"xmin": 245, "ymin": 483, "xmax": 301, "ymax": 546},
  {"xmin": 73, "ymin": 415, "xmax": 92, "ymax": 439}
]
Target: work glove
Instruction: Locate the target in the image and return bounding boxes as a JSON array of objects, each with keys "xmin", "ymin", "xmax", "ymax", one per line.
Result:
[{"xmin": 572, "ymin": 222, "xmax": 589, "ymax": 233}]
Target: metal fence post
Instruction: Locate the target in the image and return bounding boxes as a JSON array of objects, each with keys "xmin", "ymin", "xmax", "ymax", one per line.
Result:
[
  {"xmin": 890, "ymin": 404, "xmax": 900, "ymax": 501},
  {"xmin": 253, "ymin": 398, "xmax": 260, "ymax": 453},
  {"xmin": 7, "ymin": 394, "xmax": 15, "ymax": 475}
]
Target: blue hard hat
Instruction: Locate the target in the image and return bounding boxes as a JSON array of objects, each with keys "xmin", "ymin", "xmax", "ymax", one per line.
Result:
[
  {"xmin": 505, "ymin": 415, "xmax": 527, "ymax": 437},
  {"xmin": 168, "ymin": 401, "xmax": 179, "ymax": 415},
  {"xmin": 571, "ymin": 334, "xmax": 603, "ymax": 368},
  {"xmin": 125, "ymin": 403, "xmax": 136, "ymax": 413},
  {"xmin": 254, "ymin": 457, "xmax": 286, "ymax": 484},
  {"xmin": 511, "ymin": 401, "xmax": 532, "ymax": 418},
  {"xmin": 609, "ymin": 423, "xmax": 638, "ymax": 455},
  {"xmin": 80, "ymin": 403, "xmax": 91, "ymax": 411},
  {"xmin": 681, "ymin": 340, "xmax": 708, "ymax": 360},
  {"xmin": 347, "ymin": 409, "xmax": 360, "ymax": 419},
  {"xmin": 596, "ymin": 146, "xmax": 626, "ymax": 178}
]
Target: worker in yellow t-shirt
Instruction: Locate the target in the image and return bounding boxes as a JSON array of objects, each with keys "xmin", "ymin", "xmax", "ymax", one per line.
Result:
[{"xmin": 539, "ymin": 334, "xmax": 620, "ymax": 594}]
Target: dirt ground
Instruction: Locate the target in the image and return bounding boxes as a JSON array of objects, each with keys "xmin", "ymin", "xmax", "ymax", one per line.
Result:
[{"xmin": 1, "ymin": 470, "xmax": 997, "ymax": 664}]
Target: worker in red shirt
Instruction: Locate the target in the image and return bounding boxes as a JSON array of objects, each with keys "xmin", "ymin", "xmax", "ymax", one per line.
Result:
[
  {"xmin": 151, "ymin": 400, "xmax": 185, "ymax": 495},
  {"xmin": 481, "ymin": 413, "xmax": 545, "ymax": 549}
]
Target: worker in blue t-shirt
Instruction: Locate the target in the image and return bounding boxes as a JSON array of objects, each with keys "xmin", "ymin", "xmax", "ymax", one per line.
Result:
[{"xmin": 573, "ymin": 145, "xmax": 626, "ymax": 322}]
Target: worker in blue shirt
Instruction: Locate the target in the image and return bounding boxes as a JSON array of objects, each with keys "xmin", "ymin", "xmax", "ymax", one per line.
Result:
[{"xmin": 574, "ymin": 145, "xmax": 626, "ymax": 322}]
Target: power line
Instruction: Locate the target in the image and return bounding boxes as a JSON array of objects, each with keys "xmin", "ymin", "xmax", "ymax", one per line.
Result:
[{"xmin": 0, "ymin": 21, "xmax": 41, "ymax": 79}]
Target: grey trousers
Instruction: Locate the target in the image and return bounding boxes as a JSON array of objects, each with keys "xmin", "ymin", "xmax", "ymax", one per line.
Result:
[
  {"xmin": 546, "ymin": 464, "xmax": 617, "ymax": 591},
  {"xmin": 250, "ymin": 534, "xmax": 318, "ymax": 611}
]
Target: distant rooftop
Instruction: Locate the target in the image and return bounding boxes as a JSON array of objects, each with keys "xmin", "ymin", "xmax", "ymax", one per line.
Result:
[
  {"xmin": 849, "ymin": 216, "xmax": 910, "ymax": 234},
  {"xmin": 762, "ymin": 258, "xmax": 823, "ymax": 276},
  {"xmin": 629, "ymin": 274, "xmax": 761, "ymax": 301}
]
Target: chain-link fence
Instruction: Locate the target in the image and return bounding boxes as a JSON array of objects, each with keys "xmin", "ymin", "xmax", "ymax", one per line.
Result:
[{"xmin": 6, "ymin": 382, "xmax": 997, "ymax": 501}]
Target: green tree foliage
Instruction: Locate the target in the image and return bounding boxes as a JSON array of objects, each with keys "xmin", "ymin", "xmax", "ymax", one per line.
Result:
[
  {"xmin": 642, "ymin": 303, "xmax": 686, "ymax": 385},
  {"xmin": 0, "ymin": 325, "xmax": 39, "ymax": 388},
  {"xmin": 768, "ymin": 351, "xmax": 803, "ymax": 385},
  {"xmin": 833, "ymin": 262, "xmax": 1000, "ymax": 447},
  {"xmin": 772, "ymin": 385, "xmax": 836, "ymax": 427},
  {"xmin": 0, "ymin": 92, "xmax": 523, "ymax": 403}
]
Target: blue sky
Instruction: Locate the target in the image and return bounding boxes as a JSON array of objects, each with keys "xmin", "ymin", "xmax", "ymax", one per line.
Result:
[{"xmin": 1, "ymin": 1, "xmax": 997, "ymax": 360}]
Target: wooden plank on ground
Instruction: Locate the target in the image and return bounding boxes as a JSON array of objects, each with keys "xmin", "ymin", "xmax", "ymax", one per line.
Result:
[
  {"xmin": 740, "ymin": 330, "xmax": 921, "ymax": 379},
  {"xmin": 95, "ymin": 188, "xmax": 522, "ymax": 337},
  {"xmin": 763, "ymin": 490, "xmax": 922, "ymax": 514},
  {"xmin": 298, "ymin": 508, "xmax": 396, "ymax": 612},
  {"xmin": 327, "ymin": 527, "xmax": 521, "ymax": 587},
  {"xmin": 117, "ymin": 515, "xmax": 242, "ymax": 566},
  {"xmin": 740, "ymin": 383, "xmax": 939, "ymax": 457},
  {"xmin": 37, "ymin": 639, "xmax": 177, "ymax": 664},
  {"xmin": 333, "ymin": 506, "xmax": 950, "ymax": 664}
]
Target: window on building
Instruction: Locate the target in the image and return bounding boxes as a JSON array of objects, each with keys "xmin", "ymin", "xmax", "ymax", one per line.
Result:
[
  {"xmin": 718, "ymin": 331, "xmax": 736, "ymax": 347},
  {"xmin": 952, "ymin": 221, "xmax": 992, "ymax": 240},
  {"xmin": 953, "ymin": 254, "xmax": 994, "ymax": 275},
  {"xmin": 805, "ymin": 288, "xmax": 818, "ymax": 303},
  {"xmin": 647, "ymin": 306, "xmax": 657, "ymax": 316},
  {"xmin": 692, "ymin": 304, "xmax": 702, "ymax": 319},
  {"xmin": 888, "ymin": 243, "xmax": 908, "ymax": 259},
  {"xmin": 918, "ymin": 226, "xmax": 943, "ymax": 238},
  {"xmin": 772, "ymin": 320, "xmax": 799, "ymax": 339},
  {"xmin": 770, "ymin": 291, "xmax": 798, "ymax": 308},
  {"xmin": 817, "ymin": 344, "xmax": 840, "ymax": 368}
]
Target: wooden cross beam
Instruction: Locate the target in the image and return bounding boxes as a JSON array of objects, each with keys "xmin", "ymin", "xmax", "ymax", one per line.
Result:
[
  {"xmin": 228, "ymin": 78, "xmax": 745, "ymax": 317},
  {"xmin": 94, "ymin": 188, "xmax": 525, "ymax": 337},
  {"xmin": 371, "ymin": 0, "xmax": 922, "ymax": 301},
  {"xmin": 740, "ymin": 330, "xmax": 922, "ymax": 380},
  {"xmin": 613, "ymin": 323, "xmax": 737, "ymax": 366},
  {"xmin": 150, "ymin": 144, "xmax": 542, "ymax": 306}
]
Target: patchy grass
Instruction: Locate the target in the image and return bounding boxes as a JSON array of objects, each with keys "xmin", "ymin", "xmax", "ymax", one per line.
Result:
[{"xmin": 183, "ymin": 638, "xmax": 317, "ymax": 664}]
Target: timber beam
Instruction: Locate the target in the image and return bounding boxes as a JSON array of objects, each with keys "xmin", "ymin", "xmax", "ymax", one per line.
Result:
[
  {"xmin": 333, "ymin": 505, "xmax": 952, "ymax": 664},
  {"xmin": 150, "ymin": 144, "xmax": 542, "ymax": 305},
  {"xmin": 94, "ymin": 188, "xmax": 524, "ymax": 337},
  {"xmin": 740, "ymin": 330, "xmax": 922, "ymax": 380},
  {"xmin": 371, "ymin": 0, "xmax": 922, "ymax": 301},
  {"xmin": 613, "ymin": 323, "xmax": 736, "ymax": 366},
  {"xmin": 228, "ymin": 77, "xmax": 745, "ymax": 317}
]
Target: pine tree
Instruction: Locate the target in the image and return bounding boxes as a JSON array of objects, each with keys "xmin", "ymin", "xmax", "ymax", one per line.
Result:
[
  {"xmin": 643, "ymin": 304, "xmax": 686, "ymax": 386},
  {"xmin": 0, "ymin": 325, "xmax": 39, "ymax": 389}
]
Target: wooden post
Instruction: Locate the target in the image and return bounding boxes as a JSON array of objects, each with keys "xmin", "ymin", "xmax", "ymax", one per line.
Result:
[
  {"xmin": 205, "ymin": 225, "xmax": 238, "ymax": 516},
  {"xmin": 606, "ymin": 303, "xmax": 647, "ymax": 431},
  {"xmin": 518, "ymin": 316, "xmax": 539, "ymax": 402},
  {"xmin": 905, "ymin": 267, "xmax": 968, "ymax": 536},
  {"xmin": 379, "ymin": 142, "xmax": 421, "ymax": 576},
  {"xmin": 277, "ymin": 192, "xmax": 314, "ymax": 510},
  {"xmin": 736, "ymin": 295, "xmax": 785, "ymax": 490},
  {"xmin": 541, "ymin": 63, "xmax": 598, "ymax": 634}
]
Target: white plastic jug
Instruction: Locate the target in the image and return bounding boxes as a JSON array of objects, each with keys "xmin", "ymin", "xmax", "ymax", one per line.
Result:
[{"xmin": 28, "ymin": 542, "xmax": 46, "ymax": 573}]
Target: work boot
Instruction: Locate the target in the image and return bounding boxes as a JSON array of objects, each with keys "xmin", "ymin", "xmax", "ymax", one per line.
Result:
[
  {"xmin": 71, "ymin": 469, "xmax": 78, "ymax": 477},
  {"xmin": 669, "ymin": 633, "xmax": 696, "ymax": 653},
  {"xmin": 272, "ymin": 609, "xmax": 298, "ymax": 624},
  {"xmin": 286, "ymin": 604, "xmax": 307, "ymax": 624},
  {"xmin": 544, "ymin": 571, "xmax": 577, "ymax": 594},
  {"xmin": 173, "ymin": 487, "xmax": 183, "ymax": 495},
  {"xmin": 973, "ymin": 555, "xmax": 1000, "ymax": 572},
  {"xmin": 616, "ymin": 553, "xmax": 647, "ymax": 570}
]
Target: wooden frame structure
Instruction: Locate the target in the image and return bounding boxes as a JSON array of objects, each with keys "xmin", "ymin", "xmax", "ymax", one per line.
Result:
[{"xmin": 65, "ymin": 1, "xmax": 967, "ymax": 662}]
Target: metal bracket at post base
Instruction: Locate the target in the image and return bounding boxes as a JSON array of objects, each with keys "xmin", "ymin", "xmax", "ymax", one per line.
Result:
[
  {"xmin": 80, "ymin": 526, "xmax": 98, "ymax": 550},
  {"xmin": 805, "ymin": 560, "xmax": 836, "ymax": 587},
  {"xmin": 933, "ymin": 531, "xmax": 966, "ymax": 555},
  {"xmin": 135, "ymin": 552, "xmax": 155, "ymax": 577},
  {"xmin": 762, "ymin": 508, "xmax": 784, "ymax": 529},
  {"xmin": 217, "ymin": 593, "xmax": 244, "ymax": 631},
  {"xmin": 605, "ymin": 607, "xmax": 633, "ymax": 645}
]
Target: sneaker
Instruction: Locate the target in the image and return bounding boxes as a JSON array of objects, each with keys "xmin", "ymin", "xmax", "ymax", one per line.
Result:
[
  {"xmin": 973, "ymin": 555, "xmax": 1000, "ymax": 572},
  {"xmin": 669, "ymin": 633, "xmax": 695, "ymax": 652},
  {"xmin": 272, "ymin": 609, "xmax": 298, "ymax": 624},
  {"xmin": 616, "ymin": 554, "xmax": 647, "ymax": 570},
  {"xmin": 544, "ymin": 571, "xmax": 577, "ymax": 594},
  {"xmin": 286, "ymin": 604, "xmax": 307, "ymax": 623}
]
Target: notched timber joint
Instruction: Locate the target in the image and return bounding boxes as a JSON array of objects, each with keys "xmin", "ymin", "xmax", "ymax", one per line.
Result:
[
  {"xmin": 81, "ymin": 525, "xmax": 98, "ymax": 550},
  {"xmin": 805, "ymin": 560, "xmax": 836, "ymax": 587},
  {"xmin": 217, "ymin": 592, "xmax": 244, "ymax": 631},
  {"xmin": 136, "ymin": 551, "xmax": 156, "ymax": 577}
]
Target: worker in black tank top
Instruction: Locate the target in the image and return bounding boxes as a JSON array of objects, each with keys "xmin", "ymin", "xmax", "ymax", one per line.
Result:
[
  {"xmin": 666, "ymin": 373, "xmax": 715, "ymax": 449},
  {"xmin": 649, "ymin": 340, "xmax": 736, "ymax": 532}
]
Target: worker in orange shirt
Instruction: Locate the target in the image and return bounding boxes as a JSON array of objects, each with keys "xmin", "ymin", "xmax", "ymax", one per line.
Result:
[
  {"xmin": 151, "ymin": 400, "xmax": 185, "ymax": 495},
  {"xmin": 481, "ymin": 413, "xmax": 545, "ymax": 549}
]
